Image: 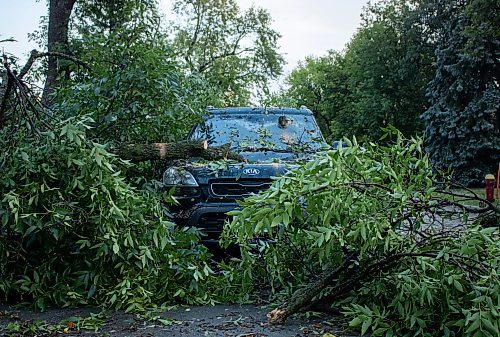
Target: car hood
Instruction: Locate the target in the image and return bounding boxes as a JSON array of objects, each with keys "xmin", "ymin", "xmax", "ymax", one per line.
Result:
[
  {"xmin": 238, "ymin": 150, "xmax": 312, "ymax": 162},
  {"xmin": 184, "ymin": 161, "xmax": 296, "ymax": 184}
]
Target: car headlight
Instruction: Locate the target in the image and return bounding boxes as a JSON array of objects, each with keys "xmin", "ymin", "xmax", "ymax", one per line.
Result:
[{"xmin": 163, "ymin": 167, "xmax": 199, "ymax": 187}]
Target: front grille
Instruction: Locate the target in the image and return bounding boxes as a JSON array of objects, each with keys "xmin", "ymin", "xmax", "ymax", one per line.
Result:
[
  {"xmin": 199, "ymin": 212, "xmax": 227, "ymax": 227},
  {"xmin": 198, "ymin": 212, "xmax": 228, "ymax": 239},
  {"xmin": 210, "ymin": 180, "xmax": 272, "ymax": 197}
]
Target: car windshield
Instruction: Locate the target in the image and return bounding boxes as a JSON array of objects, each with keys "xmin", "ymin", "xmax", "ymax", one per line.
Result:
[{"xmin": 190, "ymin": 113, "xmax": 325, "ymax": 152}]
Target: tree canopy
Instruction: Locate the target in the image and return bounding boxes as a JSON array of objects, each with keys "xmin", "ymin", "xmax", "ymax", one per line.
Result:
[
  {"xmin": 284, "ymin": 0, "xmax": 435, "ymax": 141},
  {"xmin": 169, "ymin": 0, "xmax": 284, "ymax": 105},
  {"xmin": 422, "ymin": 0, "xmax": 500, "ymax": 184},
  {"xmin": 282, "ymin": 0, "xmax": 499, "ymax": 182}
]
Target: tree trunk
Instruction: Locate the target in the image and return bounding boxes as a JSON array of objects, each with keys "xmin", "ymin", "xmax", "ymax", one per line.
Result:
[
  {"xmin": 201, "ymin": 143, "xmax": 245, "ymax": 161},
  {"xmin": 0, "ymin": 68, "xmax": 11, "ymax": 128},
  {"xmin": 114, "ymin": 140, "xmax": 244, "ymax": 162},
  {"xmin": 267, "ymin": 253, "xmax": 354, "ymax": 325},
  {"xmin": 42, "ymin": 0, "xmax": 77, "ymax": 105}
]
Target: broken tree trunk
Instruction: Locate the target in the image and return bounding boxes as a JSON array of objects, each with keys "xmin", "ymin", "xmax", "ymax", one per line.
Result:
[
  {"xmin": 202, "ymin": 143, "xmax": 245, "ymax": 161},
  {"xmin": 267, "ymin": 252, "xmax": 355, "ymax": 325},
  {"xmin": 0, "ymin": 67, "xmax": 10, "ymax": 128},
  {"xmin": 114, "ymin": 140, "xmax": 244, "ymax": 162}
]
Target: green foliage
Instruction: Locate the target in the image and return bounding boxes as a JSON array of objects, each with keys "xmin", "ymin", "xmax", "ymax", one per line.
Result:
[
  {"xmin": 0, "ymin": 117, "xmax": 239, "ymax": 311},
  {"xmin": 285, "ymin": 0, "xmax": 434, "ymax": 141},
  {"xmin": 285, "ymin": 0, "xmax": 499, "ymax": 181},
  {"xmin": 223, "ymin": 131, "xmax": 499, "ymax": 336},
  {"xmin": 422, "ymin": 0, "xmax": 500, "ymax": 184},
  {"xmin": 0, "ymin": 310, "xmax": 106, "ymax": 336},
  {"xmin": 285, "ymin": 52, "xmax": 349, "ymax": 138},
  {"xmin": 1, "ymin": 0, "xmax": 254, "ymax": 312},
  {"xmin": 48, "ymin": 1, "xmax": 222, "ymax": 145},
  {"xmin": 169, "ymin": 0, "xmax": 284, "ymax": 105}
]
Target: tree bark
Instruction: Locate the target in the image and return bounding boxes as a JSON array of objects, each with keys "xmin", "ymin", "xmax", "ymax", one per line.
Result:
[
  {"xmin": 42, "ymin": 0, "xmax": 77, "ymax": 105},
  {"xmin": 201, "ymin": 143, "xmax": 245, "ymax": 161},
  {"xmin": 114, "ymin": 140, "xmax": 245, "ymax": 162},
  {"xmin": 267, "ymin": 253, "xmax": 354, "ymax": 325},
  {"xmin": 0, "ymin": 67, "xmax": 11, "ymax": 128}
]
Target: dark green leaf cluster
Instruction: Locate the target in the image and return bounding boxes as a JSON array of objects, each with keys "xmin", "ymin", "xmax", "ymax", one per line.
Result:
[
  {"xmin": 422, "ymin": 0, "xmax": 500, "ymax": 184},
  {"xmin": 0, "ymin": 117, "xmax": 241, "ymax": 311},
  {"xmin": 282, "ymin": 0, "xmax": 499, "ymax": 183},
  {"xmin": 1, "ymin": 0, "xmax": 251, "ymax": 311},
  {"xmin": 223, "ymin": 132, "xmax": 499, "ymax": 336},
  {"xmin": 282, "ymin": 0, "xmax": 433, "ymax": 141},
  {"xmin": 51, "ymin": 1, "xmax": 223, "ymax": 145}
]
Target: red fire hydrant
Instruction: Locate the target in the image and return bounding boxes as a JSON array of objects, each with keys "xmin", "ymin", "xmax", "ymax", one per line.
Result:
[{"xmin": 485, "ymin": 174, "xmax": 495, "ymax": 202}]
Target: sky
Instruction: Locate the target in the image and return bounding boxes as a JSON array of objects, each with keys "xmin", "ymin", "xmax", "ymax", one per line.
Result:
[{"xmin": 0, "ymin": 0, "xmax": 370, "ymax": 76}]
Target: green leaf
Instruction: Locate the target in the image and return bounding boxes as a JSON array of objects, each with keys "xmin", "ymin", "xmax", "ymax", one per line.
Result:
[
  {"xmin": 349, "ymin": 317, "xmax": 362, "ymax": 327},
  {"xmin": 361, "ymin": 317, "xmax": 372, "ymax": 336}
]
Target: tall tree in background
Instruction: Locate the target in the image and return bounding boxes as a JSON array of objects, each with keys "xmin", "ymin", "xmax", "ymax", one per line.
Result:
[
  {"xmin": 54, "ymin": 0, "xmax": 218, "ymax": 144},
  {"xmin": 341, "ymin": 0, "xmax": 434, "ymax": 139},
  {"xmin": 170, "ymin": 0, "xmax": 284, "ymax": 105},
  {"xmin": 285, "ymin": 0, "xmax": 434, "ymax": 141},
  {"xmin": 286, "ymin": 52, "xmax": 349, "ymax": 137},
  {"xmin": 42, "ymin": 0, "xmax": 76, "ymax": 104},
  {"xmin": 422, "ymin": 0, "xmax": 500, "ymax": 183}
]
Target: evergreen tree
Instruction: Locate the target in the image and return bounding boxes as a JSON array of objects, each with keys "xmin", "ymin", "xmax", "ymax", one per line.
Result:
[{"xmin": 422, "ymin": 0, "xmax": 500, "ymax": 184}]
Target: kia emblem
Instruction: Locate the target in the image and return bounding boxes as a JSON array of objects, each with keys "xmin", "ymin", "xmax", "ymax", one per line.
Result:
[{"xmin": 243, "ymin": 168, "xmax": 260, "ymax": 176}]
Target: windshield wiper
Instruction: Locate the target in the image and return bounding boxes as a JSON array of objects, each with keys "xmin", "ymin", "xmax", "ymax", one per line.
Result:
[{"xmin": 237, "ymin": 146, "xmax": 315, "ymax": 154}]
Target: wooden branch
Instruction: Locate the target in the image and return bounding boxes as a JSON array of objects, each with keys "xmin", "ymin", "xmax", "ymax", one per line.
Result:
[
  {"xmin": 269, "ymin": 247, "xmax": 492, "ymax": 324},
  {"xmin": 114, "ymin": 140, "xmax": 245, "ymax": 162},
  {"xmin": 267, "ymin": 252, "xmax": 355, "ymax": 325},
  {"xmin": 115, "ymin": 140, "xmax": 208, "ymax": 161},
  {"xmin": 19, "ymin": 49, "xmax": 91, "ymax": 79},
  {"xmin": 0, "ymin": 38, "xmax": 16, "ymax": 44},
  {"xmin": 198, "ymin": 51, "xmax": 237, "ymax": 72},
  {"xmin": 202, "ymin": 143, "xmax": 245, "ymax": 161},
  {"xmin": 437, "ymin": 189, "xmax": 499, "ymax": 213}
]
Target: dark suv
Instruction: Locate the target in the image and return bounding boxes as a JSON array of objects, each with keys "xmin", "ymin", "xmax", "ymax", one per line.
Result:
[{"xmin": 162, "ymin": 107, "xmax": 326, "ymax": 241}]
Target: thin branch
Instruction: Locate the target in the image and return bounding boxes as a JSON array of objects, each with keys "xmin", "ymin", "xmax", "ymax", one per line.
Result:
[
  {"xmin": 19, "ymin": 49, "xmax": 91, "ymax": 79},
  {"xmin": 0, "ymin": 38, "xmax": 16, "ymax": 43}
]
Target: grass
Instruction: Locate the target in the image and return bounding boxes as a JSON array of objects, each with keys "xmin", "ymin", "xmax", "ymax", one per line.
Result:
[{"xmin": 437, "ymin": 188, "xmax": 499, "ymax": 207}]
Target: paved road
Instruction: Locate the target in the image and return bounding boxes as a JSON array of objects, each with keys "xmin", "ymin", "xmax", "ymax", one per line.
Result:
[{"xmin": 0, "ymin": 304, "xmax": 356, "ymax": 337}]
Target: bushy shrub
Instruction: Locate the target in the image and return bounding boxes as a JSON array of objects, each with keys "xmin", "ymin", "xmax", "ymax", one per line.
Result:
[
  {"xmin": 0, "ymin": 116, "xmax": 236, "ymax": 311},
  {"xmin": 223, "ymin": 132, "xmax": 499, "ymax": 336}
]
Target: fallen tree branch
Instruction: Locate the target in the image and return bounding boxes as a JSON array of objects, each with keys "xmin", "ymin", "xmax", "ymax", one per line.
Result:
[
  {"xmin": 201, "ymin": 143, "xmax": 245, "ymax": 161},
  {"xmin": 0, "ymin": 38, "xmax": 16, "ymax": 44},
  {"xmin": 1, "ymin": 55, "xmax": 54, "ymax": 134},
  {"xmin": 114, "ymin": 140, "xmax": 245, "ymax": 162},
  {"xmin": 267, "ymin": 251, "xmax": 355, "ymax": 324},
  {"xmin": 269, "ymin": 246, "xmax": 492, "ymax": 324}
]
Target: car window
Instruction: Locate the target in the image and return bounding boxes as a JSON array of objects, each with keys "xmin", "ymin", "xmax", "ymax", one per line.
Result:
[{"xmin": 190, "ymin": 114, "xmax": 325, "ymax": 152}]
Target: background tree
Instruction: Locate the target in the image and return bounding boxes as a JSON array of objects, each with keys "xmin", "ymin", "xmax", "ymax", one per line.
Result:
[
  {"xmin": 285, "ymin": 0, "xmax": 435, "ymax": 141},
  {"xmin": 42, "ymin": 0, "xmax": 76, "ymax": 104},
  {"xmin": 422, "ymin": 0, "xmax": 500, "ymax": 184},
  {"xmin": 285, "ymin": 52, "xmax": 349, "ymax": 137},
  {"xmin": 169, "ymin": 0, "xmax": 284, "ymax": 105},
  {"xmin": 28, "ymin": 0, "xmax": 222, "ymax": 146}
]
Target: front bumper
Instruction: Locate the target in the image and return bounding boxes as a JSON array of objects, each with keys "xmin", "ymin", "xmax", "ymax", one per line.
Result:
[{"xmin": 174, "ymin": 202, "xmax": 240, "ymax": 241}]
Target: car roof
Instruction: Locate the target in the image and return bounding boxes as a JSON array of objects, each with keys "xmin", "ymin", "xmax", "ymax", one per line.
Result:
[{"xmin": 206, "ymin": 106, "xmax": 313, "ymax": 116}]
